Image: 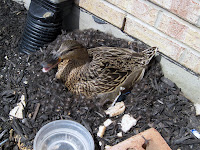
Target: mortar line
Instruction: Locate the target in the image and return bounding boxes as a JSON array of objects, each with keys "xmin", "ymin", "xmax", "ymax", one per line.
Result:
[{"xmin": 197, "ymin": 16, "xmax": 200, "ymax": 27}]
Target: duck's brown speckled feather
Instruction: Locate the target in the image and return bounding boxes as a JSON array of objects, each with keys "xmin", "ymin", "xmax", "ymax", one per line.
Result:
[{"xmin": 55, "ymin": 45, "xmax": 157, "ymax": 99}]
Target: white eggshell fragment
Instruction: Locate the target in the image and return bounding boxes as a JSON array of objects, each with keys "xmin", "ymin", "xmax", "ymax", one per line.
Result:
[
  {"xmin": 117, "ymin": 132, "xmax": 123, "ymax": 137},
  {"xmin": 121, "ymin": 114, "xmax": 137, "ymax": 133},
  {"xmin": 105, "ymin": 145, "xmax": 112, "ymax": 149},
  {"xmin": 9, "ymin": 95, "xmax": 26, "ymax": 119},
  {"xmin": 105, "ymin": 101, "xmax": 125, "ymax": 117},
  {"xmin": 97, "ymin": 125, "xmax": 106, "ymax": 138},
  {"xmin": 103, "ymin": 119, "xmax": 113, "ymax": 127},
  {"xmin": 194, "ymin": 103, "xmax": 200, "ymax": 116}
]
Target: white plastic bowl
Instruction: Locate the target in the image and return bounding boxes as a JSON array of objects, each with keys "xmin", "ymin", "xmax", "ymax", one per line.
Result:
[{"xmin": 33, "ymin": 120, "xmax": 94, "ymax": 150}]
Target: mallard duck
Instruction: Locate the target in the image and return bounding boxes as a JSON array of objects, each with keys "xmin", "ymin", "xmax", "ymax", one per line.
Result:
[{"xmin": 42, "ymin": 40, "xmax": 157, "ymax": 102}]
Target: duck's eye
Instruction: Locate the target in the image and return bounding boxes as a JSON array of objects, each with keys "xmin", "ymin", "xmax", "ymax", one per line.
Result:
[
  {"xmin": 59, "ymin": 49, "xmax": 73, "ymax": 56},
  {"xmin": 67, "ymin": 48, "xmax": 75, "ymax": 52}
]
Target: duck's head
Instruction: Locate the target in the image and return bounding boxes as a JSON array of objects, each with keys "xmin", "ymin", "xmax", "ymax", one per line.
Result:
[{"xmin": 41, "ymin": 40, "xmax": 87, "ymax": 72}]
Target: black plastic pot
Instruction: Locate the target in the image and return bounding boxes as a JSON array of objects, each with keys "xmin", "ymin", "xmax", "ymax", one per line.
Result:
[{"xmin": 19, "ymin": 0, "xmax": 73, "ymax": 54}]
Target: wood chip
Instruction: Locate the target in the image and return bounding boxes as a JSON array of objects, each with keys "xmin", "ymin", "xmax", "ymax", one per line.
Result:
[{"xmin": 31, "ymin": 103, "xmax": 40, "ymax": 121}]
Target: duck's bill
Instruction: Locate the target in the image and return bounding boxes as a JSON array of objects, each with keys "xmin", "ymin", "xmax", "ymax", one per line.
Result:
[{"xmin": 41, "ymin": 57, "xmax": 61, "ymax": 73}]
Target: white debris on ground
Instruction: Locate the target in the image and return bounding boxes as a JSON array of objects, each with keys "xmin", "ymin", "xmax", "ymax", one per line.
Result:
[
  {"xmin": 103, "ymin": 119, "xmax": 113, "ymax": 127},
  {"xmin": 4, "ymin": 56, "xmax": 8, "ymax": 60},
  {"xmin": 99, "ymin": 141, "xmax": 102, "ymax": 146},
  {"xmin": 105, "ymin": 145, "xmax": 112, "ymax": 149},
  {"xmin": 121, "ymin": 114, "xmax": 138, "ymax": 133},
  {"xmin": 97, "ymin": 125, "xmax": 106, "ymax": 138},
  {"xmin": 98, "ymin": 102, "xmax": 132, "ymax": 138},
  {"xmin": 9, "ymin": 95, "xmax": 26, "ymax": 119},
  {"xmin": 194, "ymin": 103, "xmax": 200, "ymax": 115},
  {"xmin": 191, "ymin": 129, "xmax": 200, "ymax": 139},
  {"xmin": 117, "ymin": 132, "xmax": 123, "ymax": 137},
  {"xmin": 105, "ymin": 101, "xmax": 125, "ymax": 117},
  {"xmin": 97, "ymin": 119, "xmax": 113, "ymax": 138},
  {"xmin": 23, "ymin": 80, "xmax": 28, "ymax": 84}
]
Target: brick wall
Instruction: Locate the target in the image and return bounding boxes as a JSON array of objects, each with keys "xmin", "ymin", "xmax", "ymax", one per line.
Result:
[{"xmin": 75, "ymin": 0, "xmax": 200, "ymax": 75}]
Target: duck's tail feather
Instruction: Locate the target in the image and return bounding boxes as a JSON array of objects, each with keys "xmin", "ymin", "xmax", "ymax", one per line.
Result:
[{"xmin": 142, "ymin": 47, "xmax": 158, "ymax": 65}]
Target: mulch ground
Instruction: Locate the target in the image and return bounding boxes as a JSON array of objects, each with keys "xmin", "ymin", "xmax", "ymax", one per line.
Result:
[{"xmin": 0, "ymin": 0, "xmax": 200, "ymax": 150}]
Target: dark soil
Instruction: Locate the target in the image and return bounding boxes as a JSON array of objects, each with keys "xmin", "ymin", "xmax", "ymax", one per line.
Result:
[{"xmin": 0, "ymin": 1, "xmax": 200, "ymax": 150}]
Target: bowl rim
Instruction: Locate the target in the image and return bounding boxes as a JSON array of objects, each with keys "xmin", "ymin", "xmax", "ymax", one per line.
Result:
[{"xmin": 33, "ymin": 120, "xmax": 95, "ymax": 150}]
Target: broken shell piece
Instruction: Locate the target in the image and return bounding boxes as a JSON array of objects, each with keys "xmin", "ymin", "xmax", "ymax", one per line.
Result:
[
  {"xmin": 105, "ymin": 145, "xmax": 112, "ymax": 149},
  {"xmin": 23, "ymin": 80, "xmax": 28, "ymax": 84},
  {"xmin": 121, "ymin": 114, "xmax": 137, "ymax": 133},
  {"xmin": 117, "ymin": 132, "xmax": 123, "ymax": 137},
  {"xmin": 20, "ymin": 95, "xmax": 25, "ymax": 101},
  {"xmin": 97, "ymin": 125, "xmax": 106, "ymax": 138},
  {"xmin": 9, "ymin": 95, "xmax": 26, "ymax": 119},
  {"xmin": 105, "ymin": 101, "xmax": 125, "ymax": 117},
  {"xmin": 103, "ymin": 119, "xmax": 113, "ymax": 127},
  {"xmin": 99, "ymin": 141, "xmax": 102, "ymax": 146},
  {"xmin": 194, "ymin": 103, "xmax": 200, "ymax": 115},
  {"xmin": 4, "ymin": 55, "xmax": 8, "ymax": 60}
]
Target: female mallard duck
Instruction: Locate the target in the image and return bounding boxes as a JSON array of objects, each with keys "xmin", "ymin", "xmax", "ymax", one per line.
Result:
[{"xmin": 42, "ymin": 40, "xmax": 157, "ymax": 102}]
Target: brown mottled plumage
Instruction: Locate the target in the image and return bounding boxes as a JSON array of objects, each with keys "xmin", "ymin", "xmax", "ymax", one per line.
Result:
[{"xmin": 42, "ymin": 40, "xmax": 157, "ymax": 101}]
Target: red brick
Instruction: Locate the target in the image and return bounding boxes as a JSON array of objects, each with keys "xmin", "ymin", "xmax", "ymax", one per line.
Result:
[
  {"xmin": 108, "ymin": 128, "xmax": 171, "ymax": 150},
  {"xmin": 157, "ymin": 13, "xmax": 200, "ymax": 52},
  {"xmin": 124, "ymin": 15, "xmax": 185, "ymax": 61},
  {"xmin": 125, "ymin": 14, "xmax": 200, "ymax": 74},
  {"xmin": 157, "ymin": 14, "xmax": 188, "ymax": 41},
  {"xmin": 76, "ymin": 0, "xmax": 126, "ymax": 28},
  {"xmin": 149, "ymin": 0, "xmax": 200, "ymax": 25},
  {"xmin": 106, "ymin": 0, "xmax": 160, "ymax": 26},
  {"xmin": 184, "ymin": 27, "xmax": 200, "ymax": 52}
]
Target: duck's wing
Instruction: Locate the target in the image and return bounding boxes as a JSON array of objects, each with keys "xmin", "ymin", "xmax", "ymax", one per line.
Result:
[
  {"xmin": 88, "ymin": 47, "xmax": 156, "ymax": 71},
  {"xmin": 77, "ymin": 47, "xmax": 156, "ymax": 95},
  {"xmin": 73, "ymin": 63, "xmax": 132, "ymax": 96}
]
